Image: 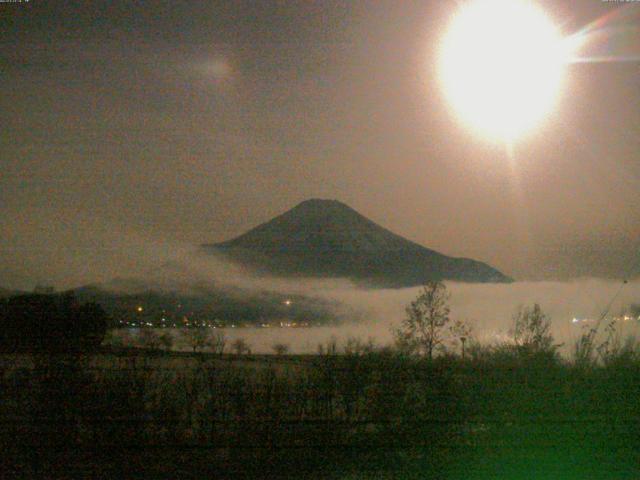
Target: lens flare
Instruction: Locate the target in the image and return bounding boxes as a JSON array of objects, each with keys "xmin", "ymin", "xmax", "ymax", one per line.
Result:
[
  {"xmin": 439, "ymin": 0, "xmax": 569, "ymax": 141},
  {"xmin": 566, "ymin": 5, "xmax": 640, "ymax": 64}
]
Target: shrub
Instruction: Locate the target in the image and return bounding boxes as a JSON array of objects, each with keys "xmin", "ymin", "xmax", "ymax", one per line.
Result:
[
  {"xmin": 343, "ymin": 336, "xmax": 376, "ymax": 356},
  {"xmin": 512, "ymin": 303, "xmax": 560, "ymax": 357},
  {"xmin": 272, "ymin": 343, "xmax": 290, "ymax": 356},
  {"xmin": 159, "ymin": 331, "xmax": 174, "ymax": 351}
]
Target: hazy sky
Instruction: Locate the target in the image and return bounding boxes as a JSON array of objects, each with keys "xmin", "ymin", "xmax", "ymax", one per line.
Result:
[{"xmin": 2, "ymin": 0, "xmax": 639, "ymax": 288}]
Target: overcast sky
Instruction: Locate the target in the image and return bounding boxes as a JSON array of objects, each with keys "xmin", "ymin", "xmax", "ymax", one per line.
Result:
[{"xmin": 1, "ymin": 0, "xmax": 639, "ymax": 289}]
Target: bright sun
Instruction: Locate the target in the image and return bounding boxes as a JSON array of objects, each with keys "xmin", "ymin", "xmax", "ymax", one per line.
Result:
[{"xmin": 439, "ymin": 0, "xmax": 568, "ymax": 141}]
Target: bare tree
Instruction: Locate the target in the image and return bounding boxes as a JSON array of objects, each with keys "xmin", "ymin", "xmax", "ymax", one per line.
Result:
[
  {"xmin": 139, "ymin": 329, "xmax": 161, "ymax": 351},
  {"xmin": 209, "ymin": 331, "xmax": 227, "ymax": 355},
  {"xmin": 231, "ymin": 338, "xmax": 251, "ymax": 355},
  {"xmin": 394, "ymin": 281, "xmax": 450, "ymax": 359},
  {"xmin": 317, "ymin": 336, "xmax": 338, "ymax": 356},
  {"xmin": 183, "ymin": 328, "xmax": 209, "ymax": 353}
]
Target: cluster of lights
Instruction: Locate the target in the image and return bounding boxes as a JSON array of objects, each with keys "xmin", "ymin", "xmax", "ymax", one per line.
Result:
[
  {"xmin": 572, "ymin": 317, "xmax": 589, "ymax": 324},
  {"xmin": 119, "ymin": 320, "xmax": 229, "ymax": 328},
  {"xmin": 119, "ymin": 318, "xmax": 312, "ymax": 329},
  {"xmin": 122, "ymin": 304, "xmax": 313, "ymax": 329},
  {"xmin": 571, "ymin": 315, "xmax": 640, "ymax": 325},
  {"xmin": 278, "ymin": 321, "xmax": 309, "ymax": 328}
]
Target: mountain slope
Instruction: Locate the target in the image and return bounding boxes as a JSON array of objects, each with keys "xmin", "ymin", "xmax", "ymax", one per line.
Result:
[{"xmin": 202, "ymin": 199, "xmax": 511, "ymax": 287}]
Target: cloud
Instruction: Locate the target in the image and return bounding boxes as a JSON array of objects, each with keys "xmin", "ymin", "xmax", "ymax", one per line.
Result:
[
  {"xmin": 2, "ymin": 212, "xmax": 638, "ymax": 356},
  {"xmin": 281, "ymin": 278, "xmax": 639, "ymax": 355},
  {"xmin": 105, "ymin": 244, "xmax": 640, "ymax": 355}
]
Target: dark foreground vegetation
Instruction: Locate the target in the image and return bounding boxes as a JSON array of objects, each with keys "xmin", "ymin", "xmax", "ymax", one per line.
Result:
[
  {"xmin": 0, "ymin": 293, "xmax": 107, "ymax": 352},
  {"xmin": 1, "ymin": 286, "xmax": 639, "ymax": 478},
  {"xmin": 2, "ymin": 345, "xmax": 640, "ymax": 478}
]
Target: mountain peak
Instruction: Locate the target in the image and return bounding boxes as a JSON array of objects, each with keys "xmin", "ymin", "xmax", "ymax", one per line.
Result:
[
  {"xmin": 295, "ymin": 198, "xmax": 346, "ymax": 208},
  {"xmin": 291, "ymin": 198, "xmax": 358, "ymax": 216},
  {"xmin": 203, "ymin": 200, "xmax": 512, "ymax": 286}
]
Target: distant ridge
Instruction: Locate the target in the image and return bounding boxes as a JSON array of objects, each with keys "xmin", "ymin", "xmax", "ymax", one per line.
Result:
[
  {"xmin": 0, "ymin": 287, "xmax": 25, "ymax": 298},
  {"xmin": 202, "ymin": 199, "xmax": 512, "ymax": 287}
]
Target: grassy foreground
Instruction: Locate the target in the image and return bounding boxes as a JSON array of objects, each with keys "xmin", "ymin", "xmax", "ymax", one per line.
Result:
[{"xmin": 1, "ymin": 346, "xmax": 640, "ymax": 479}]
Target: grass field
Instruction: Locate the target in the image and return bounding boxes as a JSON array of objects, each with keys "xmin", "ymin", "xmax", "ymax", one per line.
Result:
[{"xmin": 2, "ymin": 344, "xmax": 640, "ymax": 478}]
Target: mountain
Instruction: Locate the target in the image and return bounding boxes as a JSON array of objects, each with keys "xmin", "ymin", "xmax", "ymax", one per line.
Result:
[{"xmin": 202, "ymin": 199, "xmax": 512, "ymax": 287}]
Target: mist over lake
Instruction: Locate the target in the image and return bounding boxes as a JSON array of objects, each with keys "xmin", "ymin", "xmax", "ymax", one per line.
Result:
[{"xmin": 113, "ymin": 278, "xmax": 640, "ymax": 355}]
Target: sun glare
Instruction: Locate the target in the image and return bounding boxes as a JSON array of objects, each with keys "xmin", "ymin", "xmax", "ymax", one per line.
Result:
[{"xmin": 439, "ymin": 0, "xmax": 569, "ymax": 141}]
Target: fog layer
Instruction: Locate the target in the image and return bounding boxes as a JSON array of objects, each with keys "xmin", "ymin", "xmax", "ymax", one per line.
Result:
[{"xmin": 2, "ymin": 224, "xmax": 637, "ymax": 355}]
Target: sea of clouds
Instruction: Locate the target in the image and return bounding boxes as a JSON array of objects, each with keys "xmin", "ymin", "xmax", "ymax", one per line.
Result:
[
  {"xmin": 104, "ymin": 243, "xmax": 639, "ymax": 355},
  {"xmin": 2, "ymin": 223, "xmax": 637, "ymax": 356}
]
